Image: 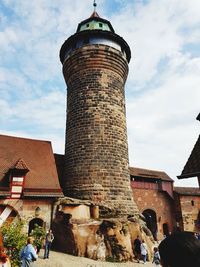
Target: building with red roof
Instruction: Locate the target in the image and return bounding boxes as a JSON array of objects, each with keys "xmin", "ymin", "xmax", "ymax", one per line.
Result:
[{"xmin": 0, "ymin": 134, "xmax": 63, "ymax": 232}]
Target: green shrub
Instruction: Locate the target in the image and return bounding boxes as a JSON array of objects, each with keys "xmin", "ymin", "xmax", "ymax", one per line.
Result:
[
  {"xmin": 30, "ymin": 224, "xmax": 46, "ymax": 252},
  {"xmin": 0, "ymin": 221, "xmax": 27, "ymax": 267}
]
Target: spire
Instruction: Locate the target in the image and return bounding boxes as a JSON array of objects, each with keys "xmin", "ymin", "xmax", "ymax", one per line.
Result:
[
  {"xmin": 90, "ymin": 0, "xmax": 100, "ymax": 18},
  {"xmin": 93, "ymin": 0, "xmax": 97, "ymax": 12}
]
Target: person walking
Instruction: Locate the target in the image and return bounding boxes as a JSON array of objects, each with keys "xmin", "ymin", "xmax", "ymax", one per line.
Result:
[
  {"xmin": 133, "ymin": 235, "xmax": 141, "ymax": 263},
  {"xmin": 20, "ymin": 237, "xmax": 38, "ymax": 267},
  {"xmin": 43, "ymin": 229, "xmax": 54, "ymax": 259},
  {"xmin": 140, "ymin": 239, "xmax": 148, "ymax": 264},
  {"xmin": 152, "ymin": 247, "xmax": 161, "ymax": 266}
]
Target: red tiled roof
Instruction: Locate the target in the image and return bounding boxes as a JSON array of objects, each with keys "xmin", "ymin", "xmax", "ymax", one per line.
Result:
[
  {"xmin": 129, "ymin": 167, "xmax": 173, "ymax": 182},
  {"xmin": 12, "ymin": 158, "xmax": 29, "ymax": 171},
  {"xmin": 174, "ymin": 187, "xmax": 200, "ymax": 196},
  {"xmin": 0, "ymin": 135, "xmax": 63, "ymax": 197},
  {"xmin": 90, "ymin": 11, "xmax": 100, "ymax": 18},
  {"xmin": 178, "ymin": 135, "xmax": 200, "ymax": 179}
]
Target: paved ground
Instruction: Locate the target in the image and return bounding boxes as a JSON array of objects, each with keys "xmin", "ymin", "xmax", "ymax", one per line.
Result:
[{"xmin": 35, "ymin": 250, "xmax": 154, "ymax": 267}]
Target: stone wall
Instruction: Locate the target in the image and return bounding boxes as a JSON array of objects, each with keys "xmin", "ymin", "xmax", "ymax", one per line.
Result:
[
  {"xmin": 22, "ymin": 199, "xmax": 53, "ymax": 230},
  {"xmin": 0, "ymin": 199, "xmax": 53, "ymax": 232},
  {"xmin": 132, "ymin": 188, "xmax": 175, "ymax": 239},
  {"xmin": 62, "ymin": 44, "xmax": 138, "ymax": 216},
  {"xmin": 179, "ymin": 195, "xmax": 200, "ymax": 232}
]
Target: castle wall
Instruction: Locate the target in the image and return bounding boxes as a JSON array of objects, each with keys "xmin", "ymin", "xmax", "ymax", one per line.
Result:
[
  {"xmin": 178, "ymin": 195, "xmax": 200, "ymax": 232},
  {"xmin": 22, "ymin": 199, "xmax": 53, "ymax": 229},
  {"xmin": 0, "ymin": 199, "xmax": 53, "ymax": 232},
  {"xmin": 132, "ymin": 187, "xmax": 175, "ymax": 239}
]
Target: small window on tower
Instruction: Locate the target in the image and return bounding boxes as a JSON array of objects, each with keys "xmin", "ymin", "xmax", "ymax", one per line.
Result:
[
  {"xmin": 99, "ymin": 23, "xmax": 103, "ymax": 28},
  {"xmin": 191, "ymin": 200, "xmax": 195, "ymax": 206},
  {"xmin": 86, "ymin": 24, "xmax": 89, "ymax": 28}
]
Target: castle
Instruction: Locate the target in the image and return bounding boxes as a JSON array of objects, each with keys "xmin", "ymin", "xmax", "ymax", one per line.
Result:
[{"xmin": 0, "ymin": 2, "xmax": 199, "ymax": 251}]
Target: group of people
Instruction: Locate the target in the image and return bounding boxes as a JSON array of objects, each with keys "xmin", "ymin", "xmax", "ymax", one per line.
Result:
[
  {"xmin": 133, "ymin": 231, "xmax": 200, "ymax": 266},
  {"xmin": 20, "ymin": 229, "xmax": 54, "ymax": 267},
  {"xmin": 133, "ymin": 236, "xmax": 149, "ymax": 264}
]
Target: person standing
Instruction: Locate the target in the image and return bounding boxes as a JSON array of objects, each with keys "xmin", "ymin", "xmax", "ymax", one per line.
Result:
[
  {"xmin": 20, "ymin": 237, "xmax": 38, "ymax": 267},
  {"xmin": 152, "ymin": 247, "xmax": 161, "ymax": 266},
  {"xmin": 133, "ymin": 235, "xmax": 141, "ymax": 263},
  {"xmin": 43, "ymin": 229, "xmax": 54, "ymax": 259},
  {"xmin": 140, "ymin": 239, "xmax": 148, "ymax": 264}
]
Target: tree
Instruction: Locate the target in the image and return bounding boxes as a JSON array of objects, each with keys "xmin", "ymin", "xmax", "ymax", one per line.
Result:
[{"xmin": 0, "ymin": 221, "xmax": 27, "ymax": 267}]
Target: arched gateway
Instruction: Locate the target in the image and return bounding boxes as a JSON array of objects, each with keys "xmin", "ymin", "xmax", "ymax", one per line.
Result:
[
  {"xmin": 28, "ymin": 218, "xmax": 44, "ymax": 235},
  {"xmin": 143, "ymin": 209, "xmax": 158, "ymax": 240}
]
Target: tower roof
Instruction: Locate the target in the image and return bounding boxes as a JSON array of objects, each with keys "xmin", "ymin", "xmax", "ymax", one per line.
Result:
[
  {"xmin": 178, "ymin": 135, "xmax": 200, "ymax": 179},
  {"xmin": 178, "ymin": 114, "xmax": 200, "ymax": 179},
  {"xmin": 76, "ymin": 14, "xmax": 115, "ymax": 33},
  {"xmin": 90, "ymin": 11, "xmax": 100, "ymax": 18},
  {"xmin": 77, "ymin": 1, "xmax": 114, "ymax": 33},
  {"xmin": 60, "ymin": 2, "xmax": 131, "ymax": 64}
]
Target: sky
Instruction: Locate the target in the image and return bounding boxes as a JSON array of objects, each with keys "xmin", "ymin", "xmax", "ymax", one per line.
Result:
[{"xmin": 0, "ymin": 0, "xmax": 199, "ymax": 187}]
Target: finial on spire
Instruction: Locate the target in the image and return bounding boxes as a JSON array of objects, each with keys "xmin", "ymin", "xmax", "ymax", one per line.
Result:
[
  {"xmin": 93, "ymin": 0, "xmax": 97, "ymax": 12},
  {"xmin": 90, "ymin": 0, "xmax": 100, "ymax": 18}
]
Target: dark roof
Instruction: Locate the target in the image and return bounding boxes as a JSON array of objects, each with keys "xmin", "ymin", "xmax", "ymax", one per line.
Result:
[
  {"xmin": 174, "ymin": 187, "xmax": 200, "ymax": 196},
  {"xmin": 196, "ymin": 113, "xmax": 200, "ymax": 121},
  {"xmin": 60, "ymin": 29, "xmax": 131, "ymax": 64},
  {"xmin": 54, "ymin": 153, "xmax": 65, "ymax": 188},
  {"xmin": 129, "ymin": 167, "xmax": 173, "ymax": 182},
  {"xmin": 0, "ymin": 135, "xmax": 63, "ymax": 198},
  {"xmin": 178, "ymin": 135, "xmax": 200, "ymax": 179}
]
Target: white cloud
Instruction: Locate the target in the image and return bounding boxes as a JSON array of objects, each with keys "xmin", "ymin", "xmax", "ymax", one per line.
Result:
[
  {"xmin": 127, "ymin": 55, "xmax": 200, "ymax": 186},
  {"xmin": 0, "ymin": 0, "xmax": 199, "ymax": 188},
  {"xmin": 110, "ymin": 0, "xmax": 200, "ymax": 88}
]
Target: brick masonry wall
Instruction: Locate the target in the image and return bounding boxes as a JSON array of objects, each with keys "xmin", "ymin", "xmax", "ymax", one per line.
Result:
[
  {"xmin": 0, "ymin": 199, "xmax": 53, "ymax": 232},
  {"xmin": 132, "ymin": 188, "xmax": 175, "ymax": 239},
  {"xmin": 62, "ymin": 44, "xmax": 138, "ymax": 216},
  {"xmin": 179, "ymin": 195, "xmax": 200, "ymax": 232}
]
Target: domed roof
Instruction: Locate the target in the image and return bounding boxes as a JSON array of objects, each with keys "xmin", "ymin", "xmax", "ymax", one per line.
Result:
[
  {"xmin": 76, "ymin": 11, "xmax": 115, "ymax": 33},
  {"xmin": 60, "ymin": 4, "xmax": 131, "ymax": 64}
]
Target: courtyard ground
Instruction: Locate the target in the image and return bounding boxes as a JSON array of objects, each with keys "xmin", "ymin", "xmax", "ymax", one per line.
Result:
[{"xmin": 35, "ymin": 249, "xmax": 154, "ymax": 267}]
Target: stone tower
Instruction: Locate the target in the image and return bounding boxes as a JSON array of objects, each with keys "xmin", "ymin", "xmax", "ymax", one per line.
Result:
[{"xmin": 60, "ymin": 5, "xmax": 138, "ymax": 217}]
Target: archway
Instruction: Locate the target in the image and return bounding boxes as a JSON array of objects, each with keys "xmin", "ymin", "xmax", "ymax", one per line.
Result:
[
  {"xmin": 28, "ymin": 218, "xmax": 44, "ymax": 235},
  {"xmin": 143, "ymin": 209, "xmax": 158, "ymax": 240}
]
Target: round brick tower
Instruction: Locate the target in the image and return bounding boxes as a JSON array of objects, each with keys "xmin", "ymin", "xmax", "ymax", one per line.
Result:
[{"xmin": 60, "ymin": 9, "xmax": 138, "ymax": 217}]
